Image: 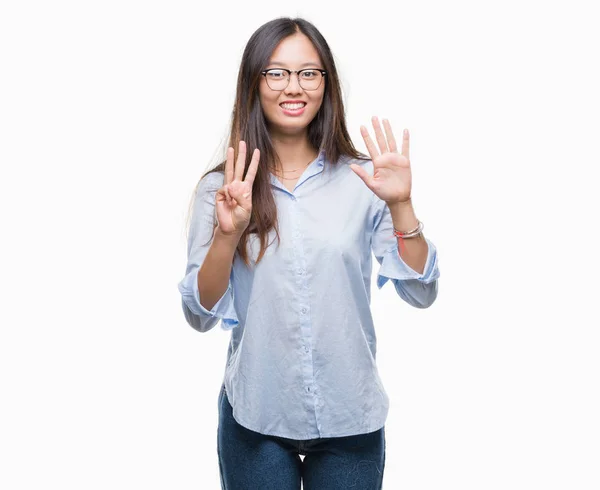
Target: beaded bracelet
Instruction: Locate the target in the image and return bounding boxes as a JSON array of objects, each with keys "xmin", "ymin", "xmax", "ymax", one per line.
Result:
[
  {"xmin": 393, "ymin": 220, "xmax": 424, "ymax": 238},
  {"xmin": 393, "ymin": 220, "xmax": 424, "ymax": 256}
]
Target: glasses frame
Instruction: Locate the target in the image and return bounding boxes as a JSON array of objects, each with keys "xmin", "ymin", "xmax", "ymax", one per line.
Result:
[{"xmin": 260, "ymin": 68, "xmax": 327, "ymax": 91}]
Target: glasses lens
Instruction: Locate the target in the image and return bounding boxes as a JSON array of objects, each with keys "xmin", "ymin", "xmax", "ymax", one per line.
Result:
[
  {"xmin": 265, "ymin": 69, "xmax": 324, "ymax": 91},
  {"xmin": 265, "ymin": 70, "xmax": 288, "ymax": 90},
  {"xmin": 299, "ymin": 70, "xmax": 323, "ymax": 90}
]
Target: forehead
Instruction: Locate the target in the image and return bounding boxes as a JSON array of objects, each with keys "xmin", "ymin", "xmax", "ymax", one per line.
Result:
[{"xmin": 267, "ymin": 33, "xmax": 321, "ymax": 67}]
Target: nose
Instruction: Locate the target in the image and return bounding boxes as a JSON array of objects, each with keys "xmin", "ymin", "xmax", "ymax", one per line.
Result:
[{"xmin": 284, "ymin": 73, "xmax": 303, "ymax": 95}]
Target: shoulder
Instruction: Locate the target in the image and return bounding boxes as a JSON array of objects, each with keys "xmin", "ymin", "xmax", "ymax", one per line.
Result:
[
  {"xmin": 339, "ymin": 154, "xmax": 373, "ymax": 172},
  {"xmin": 338, "ymin": 155, "xmax": 388, "ymax": 214},
  {"xmin": 335, "ymin": 154, "xmax": 375, "ymax": 184},
  {"xmin": 196, "ymin": 169, "xmax": 225, "ymax": 195},
  {"xmin": 323, "ymin": 153, "xmax": 377, "ymax": 209}
]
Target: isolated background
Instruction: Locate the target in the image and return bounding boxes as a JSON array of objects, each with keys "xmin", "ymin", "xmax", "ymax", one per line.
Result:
[{"xmin": 1, "ymin": 0, "xmax": 599, "ymax": 488}]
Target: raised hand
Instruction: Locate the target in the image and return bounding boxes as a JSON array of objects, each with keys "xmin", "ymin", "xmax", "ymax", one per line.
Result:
[
  {"xmin": 215, "ymin": 140, "xmax": 260, "ymax": 236},
  {"xmin": 350, "ymin": 116, "xmax": 412, "ymax": 204}
]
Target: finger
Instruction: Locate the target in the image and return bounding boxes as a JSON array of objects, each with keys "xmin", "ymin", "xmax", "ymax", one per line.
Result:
[
  {"xmin": 225, "ymin": 147, "xmax": 234, "ymax": 185},
  {"xmin": 225, "ymin": 185, "xmax": 233, "ymax": 206},
  {"xmin": 382, "ymin": 119, "xmax": 398, "ymax": 153},
  {"xmin": 244, "ymin": 148, "xmax": 260, "ymax": 186},
  {"xmin": 349, "ymin": 163, "xmax": 374, "ymax": 191},
  {"xmin": 372, "ymin": 116, "xmax": 388, "ymax": 154},
  {"xmin": 360, "ymin": 125, "xmax": 379, "ymax": 161},
  {"xmin": 402, "ymin": 128, "xmax": 410, "ymax": 160},
  {"xmin": 235, "ymin": 140, "xmax": 247, "ymax": 182},
  {"xmin": 216, "ymin": 186, "xmax": 232, "ymax": 207}
]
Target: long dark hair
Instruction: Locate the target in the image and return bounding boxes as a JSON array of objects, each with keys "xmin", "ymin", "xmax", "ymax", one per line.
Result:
[{"xmin": 187, "ymin": 17, "xmax": 369, "ymax": 266}]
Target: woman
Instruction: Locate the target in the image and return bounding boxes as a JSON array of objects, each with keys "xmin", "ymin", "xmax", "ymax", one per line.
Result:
[{"xmin": 177, "ymin": 16, "xmax": 440, "ymax": 490}]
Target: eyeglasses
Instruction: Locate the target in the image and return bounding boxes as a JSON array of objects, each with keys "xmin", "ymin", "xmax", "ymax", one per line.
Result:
[{"xmin": 260, "ymin": 68, "xmax": 327, "ymax": 91}]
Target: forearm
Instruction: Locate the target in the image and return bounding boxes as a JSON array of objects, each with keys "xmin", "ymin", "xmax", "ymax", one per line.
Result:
[
  {"xmin": 387, "ymin": 199, "xmax": 428, "ymax": 275},
  {"xmin": 197, "ymin": 227, "xmax": 241, "ymax": 311}
]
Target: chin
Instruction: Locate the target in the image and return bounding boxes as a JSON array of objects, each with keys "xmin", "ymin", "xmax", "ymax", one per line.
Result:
[
  {"xmin": 280, "ymin": 114, "xmax": 316, "ymax": 127},
  {"xmin": 274, "ymin": 124, "xmax": 308, "ymax": 136}
]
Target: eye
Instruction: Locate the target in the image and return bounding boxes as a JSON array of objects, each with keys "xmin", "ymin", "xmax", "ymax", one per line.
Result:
[
  {"xmin": 266, "ymin": 69, "xmax": 286, "ymax": 79},
  {"xmin": 300, "ymin": 70, "xmax": 317, "ymax": 79}
]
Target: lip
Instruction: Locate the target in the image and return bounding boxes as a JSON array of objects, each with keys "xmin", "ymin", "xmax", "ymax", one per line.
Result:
[
  {"xmin": 279, "ymin": 101, "xmax": 307, "ymax": 117},
  {"xmin": 280, "ymin": 106, "xmax": 306, "ymax": 116}
]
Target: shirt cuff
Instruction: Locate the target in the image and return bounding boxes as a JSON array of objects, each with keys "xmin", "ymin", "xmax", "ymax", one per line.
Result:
[
  {"xmin": 376, "ymin": 237, "xmax": 440, "ymax": 289},
  {"xmin": 178, "ymin": 268, "xmax": 239, "ymax": 330}
]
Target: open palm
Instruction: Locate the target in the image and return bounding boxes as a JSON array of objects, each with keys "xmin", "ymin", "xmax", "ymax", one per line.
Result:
[{"xmin": 350, "ymin": 116, "xmax": 412, "ymax": 204}]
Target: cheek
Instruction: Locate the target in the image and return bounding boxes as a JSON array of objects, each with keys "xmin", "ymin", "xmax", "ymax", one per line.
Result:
[
  {"xmin": 314, "ymin": 88, "xmax": 325, "ymax": 104},
  {"xmin": 260, "ymin": 94, "xmax": 279, "ymax": 114},
  {"xmin": 310, "ymin": 93, "xmax": 325, "ymax": 113},
  {"xmin": 258, "ymin": 86, "xmax": 276, "ymax": 109}
]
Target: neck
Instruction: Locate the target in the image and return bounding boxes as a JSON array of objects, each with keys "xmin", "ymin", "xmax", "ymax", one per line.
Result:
[{"xmin": 271, "ymin": 133, "xmax": 318, "ymax": 172}]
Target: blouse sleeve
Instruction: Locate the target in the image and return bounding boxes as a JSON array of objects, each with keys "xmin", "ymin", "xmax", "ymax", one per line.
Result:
[
  {"xmin": 370, "ymin": 193, "xmax": 440, "ymax": 308},
  {"xmin": 177, "ymin": 172, "xmax": 240, "ymax": 332}
]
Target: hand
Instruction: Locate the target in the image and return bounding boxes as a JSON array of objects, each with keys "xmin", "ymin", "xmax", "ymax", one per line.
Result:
[
  {"xmin": 350, "ymin": 116, "xmax": 412, "ymax": 205},
  {"xmin": 215, "ymin": 140, "xmax": 260, "ymax": 236}
]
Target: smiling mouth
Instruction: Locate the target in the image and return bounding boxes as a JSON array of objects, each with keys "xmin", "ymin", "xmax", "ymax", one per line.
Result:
[
  {"xmin": 279, "ymin": 102, "xmax": 306, "ymax": 111},
  {"xmin": 279, "ymin": 103, "xmax": 306, "ymax": 116}
]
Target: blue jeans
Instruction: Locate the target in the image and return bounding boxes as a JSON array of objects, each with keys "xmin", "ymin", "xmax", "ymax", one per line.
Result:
[{"xmin": 217, "ymin": 383, "xmax": 386, "ymax": 489}]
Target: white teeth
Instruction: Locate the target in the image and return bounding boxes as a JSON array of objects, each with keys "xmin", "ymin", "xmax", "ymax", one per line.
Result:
[{"xmin": 280, "ymin": 103, "xmax": 305, "ymax": 110}]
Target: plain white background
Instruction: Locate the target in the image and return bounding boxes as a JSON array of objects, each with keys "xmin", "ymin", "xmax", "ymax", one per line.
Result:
[{"xmin": 1, "ymin": 0, "xmax": 599, "ymax": 488}]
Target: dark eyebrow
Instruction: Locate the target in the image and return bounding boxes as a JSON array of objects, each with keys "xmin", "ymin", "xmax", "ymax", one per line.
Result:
[{"xmin": 267, "ymin": 61, "xmax": 321, "ymax": 68}]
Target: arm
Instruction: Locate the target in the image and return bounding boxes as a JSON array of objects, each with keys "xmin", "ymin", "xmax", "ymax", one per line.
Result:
[
  {"xmin": 370, "ymin": 193, "xmax": 440, "ymax": 309},
  {"xmin": 387, "ymin": 198, "xmax": 428, "ymax": 274},
  {"xmin": 177, "ymin": 173, "xmax": 240, "ymax": 332},
  {"xmin": 197, "ymin": 228, "xmax": 241, "ymax": 312}
]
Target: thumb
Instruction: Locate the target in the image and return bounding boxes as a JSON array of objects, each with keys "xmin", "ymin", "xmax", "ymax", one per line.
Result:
[
  {"xmin": 228, "ymin": 184, "xmax": 251, "ymax": 201},
  {"xmin": 227, "ymin": 185, "xmax": 252, "ymax": 215},
  {"xmin": 349, "ymin": 164, "xmax": 374, "ymax": 191}
]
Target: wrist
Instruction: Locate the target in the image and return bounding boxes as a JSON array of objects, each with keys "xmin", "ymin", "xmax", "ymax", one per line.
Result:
[
  {"xmin": 214, "ymin": 226, "xmax": 243, "ymax": 246},
  {"xmin": 387, "ymin": 199, "xmax": 419, "ymax": 233},
  {"xmin": 386, "ymin": 197, "xmax": 412, "ymax": 213},
  {"xmin": 387, "ymin": 199, "xmax": 416, "ymax": 222}
]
